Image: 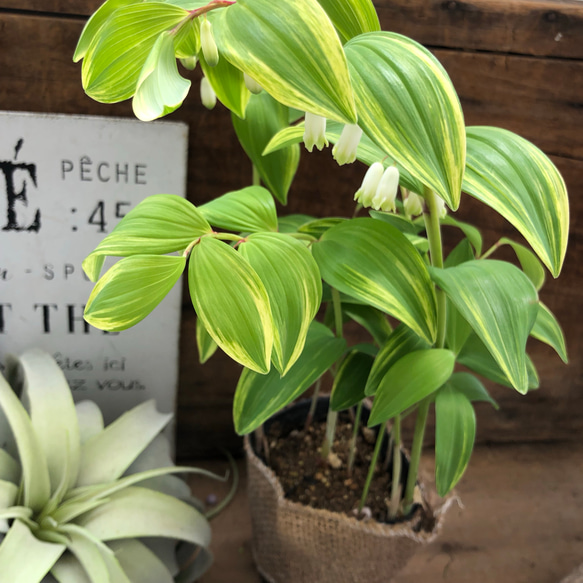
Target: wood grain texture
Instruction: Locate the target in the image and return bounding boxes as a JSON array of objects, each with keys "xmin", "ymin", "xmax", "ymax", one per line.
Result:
[
  {"xmin": 376, "ymin": 0, "xmax": 583, "ymax": 59},
  {"xmin": 0, "ymin": 10, "xmax": 580, "ymax": 457},
  {"xmin": 0, "ymin": 1, "xmax": 100, "ymax": 16}
]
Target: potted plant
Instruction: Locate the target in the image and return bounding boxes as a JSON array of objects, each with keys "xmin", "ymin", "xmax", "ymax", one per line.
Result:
[
  {"xmin": 72, "ymin": 0, "xmax": 569, "ymax": 581},
  {"xmin": 0, "ymin": 349, "xmax": 224, "ymax": 582}
]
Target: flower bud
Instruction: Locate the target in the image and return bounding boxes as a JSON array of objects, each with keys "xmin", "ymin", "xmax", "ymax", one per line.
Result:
[
  {"xmin": 435, "ymin": 194, "xmax": 448, "ymax": 218},
  {"xmin": 303, "ymin": 112, "xmax": 328, "ymax": 152},
  {"xmin": 180, "ymin": 56, "xmax": 198, "ymax": 71},
  {"xmin": 404, "ymin": 191, "xmax": 424, "ymax": 217},
  {"xmin": 201, "ymin": 18, "xmax": 219, "ymax": 67},
  {"xmin": 354, "ymin": 162, "xmax": 384, "ymax": 207},
  {"xmin": 244, "ymin": 73, "xmax": 263, "ymax": 95},
  {"xmin": 371, "ymin": 166, "xmax": 399, "ymax": 212},
  {"xmin": 332, "ymin": 124, "xmax": 363, "ymax": 166},
  {"xmin": 200, "ymin": 76, "xmax": 217, "ymax": 110}
]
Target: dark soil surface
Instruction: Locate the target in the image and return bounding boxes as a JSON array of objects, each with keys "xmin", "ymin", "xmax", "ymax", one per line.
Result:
[{"xmin": 263, "ymin": 412, "xmax": 426, "ymax": 526}]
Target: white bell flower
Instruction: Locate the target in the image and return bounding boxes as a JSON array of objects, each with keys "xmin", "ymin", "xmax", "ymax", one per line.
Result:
[
  {"xmin": 371, "ymin": 166, "xmax": 399, "ymax": 212},
  {"xmin": 435, "ymin": 194, "xmax": 448, "ymax": 218},
  {"xmin": 200, "ymin": 76, "xmax": 217, "ymax": 110},
  {"xmin": 244, "ymin": 73, "xmax": 263, "ymax": 94},
  {"xmin": 404, "ymin": 190, "xmax": 424, "ymax": 217},
  {"xmin": 332, "ymin": 124, "xmax": 363, "ymax": 166},
  {"xmin": 201, "ymin": 18, "xmax": 219, "ymax": 67},
  {"xmin": 354, "ymin": 162, "xmax": 384, "ymax": 207},
  {"xmin": 303, "ymin": 112, "xmax": 328, "ymax": 152}
]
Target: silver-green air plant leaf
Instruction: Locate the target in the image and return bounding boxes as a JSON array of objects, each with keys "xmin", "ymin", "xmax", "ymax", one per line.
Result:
[
  {"xmin": 0, "ymin": 350, "xmax": 218, "ymax": 583},
  {"xmin": 238, "ymin": 233, "xmax": 322, "ymax": 376},
  {"xmin": 231, "ymin": 92, "xmax": 300, "ymax": 204},
  {"xmin": 214, "ymin": 0, "xmax": 357, "ymax": 123},
  {"xmin": 344, "ymin": 32, "xmax": 466, "ymax": 210},
  {"xmin": 463, "ymin": 126, "xmax": 569, "ymax": 277},
  {"xmin": 79, "ymin": 3, "xmax": 189, "ymax": 103},
  {"xmin": 188, "ymin": 236, "xmax": 274, "ymax": 374},
  {"xmin": 312, "ymin": 218, "xmax": 437, "ymax": 344},
  {"xmin": 132, "ymin": 31, "xmax": 191, "ymax": 121},
  {"xmin": 430, "ymin": 260, "xmax": 539, "ymax": 394}
]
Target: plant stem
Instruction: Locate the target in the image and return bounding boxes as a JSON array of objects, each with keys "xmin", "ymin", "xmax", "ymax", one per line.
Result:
[
  {"xmin": 402, "ymin": 398, "xmax": 430, "ymax": 515},
  {"xmin": 320, "ymin": 287, "xmax": 344, "ymax": 460},
  {"xmin": 400, "ymin": 189, "xmax": 446, "ymax": 514},
  {"xmin": 359, "ymin": 422, "xmax": 386, "ymax": 511},
  {"xmin": 347, "ymin": 401, "xmax": 363, "ymax": 476},
  {"xmin": 479, "ymin": 238, "xmax": 502, "ymax": 260},
  {"xmin": 252, "ymin": 164, "xmax": 261, "ymax": 187},
  {"xmin": 389, "ymin": 414, "xmax": 402, "ymax": 519},
  {"xmin": 304, "ymin": 377, "xmax": 322, "ymax": 430}
]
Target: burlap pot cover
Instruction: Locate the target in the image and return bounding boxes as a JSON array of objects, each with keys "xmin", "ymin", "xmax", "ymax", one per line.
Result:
[{"xmin": 245, "ymin": 436, "xmax": 451, "ymax": 583}]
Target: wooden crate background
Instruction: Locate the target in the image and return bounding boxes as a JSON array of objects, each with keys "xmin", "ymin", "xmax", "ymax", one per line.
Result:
[{"xmin": 0, "ymin": 1, "xmax": 581, "ymax": 458}]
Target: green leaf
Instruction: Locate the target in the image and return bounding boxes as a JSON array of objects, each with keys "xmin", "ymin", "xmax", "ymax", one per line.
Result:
[
  {"xmin": 214, "ymin": 0, "xmax": 357, "ymax": 123},
  {"xmin": 457, "ymin": 333, "xmax": 540, "ymax": 391},
  {"xmin": 345, "ymin": 32, "xmax": 466, "ymax": 210},
  {"xmin": 365, "ymin": 324, "xmax": 430, "ymax": 397},
  {"xmin": 0, "ymin": 520, "xmax": 65, "ymax": 583},
  {"xmin": 0, "ymin": 375, "xmax": 50, "ymax": 513},
  {"xmin": 464, "ymin": 126, "xmax": 569, "ymax": 277},
  {"xmin": 83, "ymin": 195, "xmax": 210, "ymax": 282},
  {"xmin": 277, "ymin": 214, "xmax": 314, "ymax": 233},
  {"xmin": 81, "ymin": 3, "xmax": 188, "ymax": 103},
  {"xmin": 446, "ymin": 372, "xmax": 499, "ymax": 409},
  {"xmin": 441, "ymin": 216, "xmax": 482, "ymax": 256},
  {"xmin": 84, "ymin": 255, "xmax": 186, "ymax": 331},
  {"xmin": 343, "ymin": 304, "xmax": 393, "ymax": 346},
  {"xmin": 189, "ymin": 237, "xmax": 273, "ymax": 374},
  {"xmin": 198, "ymin": 186, "xmax": 277, "ymax": 233},
  {"xmin": 58, "ymin": 530, "xmax": 110, "ymax": 583},
  {"xmin": 239, "ymin": 233, "xmax": 322, "ymax": 375},
  {"xmin": 76, "ymin": 400, "xmax": 172, "ymax": 487},
  {"xmin": 435, "ymin": 386, "xmax": 476, "ymax": 496},
  {"xmin": 132, "ymin": 31, "xmax": 191, "ymax": 121},
  {"xmin": 232, "ymin": 92, "xmax": 300, "ymax": 204},
  {"xmin": 369, "ymin": 210, "xmax": 419, "ymax": 236},
  {"xmin": 15, "ymin": 350, "xmax": 81, "ymax": 495},
  {"xmin": 312, "ymin": 218, "xmax": 437, "ymax": 344},
  {"xmin": 531, "ymin": 302, "xmax": 568, "ymax": 363},
  {"xmin": 75, "ymin": 486, "xmax": 211, "ymax": 547},
  {"xmin": 330, "ymin": 350, "xmax": 374, "ymax": 412},
  {"xmin": 200, "ymin": 48, "xmax": 250, "ymax": 119},
  {"xmin": 74, "ymin": 0, "xmax": 142, "ymax": 62},
  {"xmin": 298, "ymin": 217, "xmax": 347, "ymax": 238},
  {"xmin": 196, "ymin": 318, "xmax": 218, "ymax": 364},
  {"xmin": 233, "ymin": 322, "xmax": 346, "ymax": 435},
  {"xmin": 173, "ymin": 16, "xmax": 200, "ymax": 58},
  {"xmin": 499, "ymin": 238, "xmax": 546, "ymax": 291},
  {"xmin": 368, "ymin": 349, "xmax": 456, "ymax": 427},
  {"xmin": 443, "ymin": 239, "xmax": 475, "ymax": 355},
  {"xmin": 430, "ymin": 260, "xmax": 538, "ymax": 394},
  {"xmin": 316, "ymin": 0, "xmax": 380, "ymax": 43}
]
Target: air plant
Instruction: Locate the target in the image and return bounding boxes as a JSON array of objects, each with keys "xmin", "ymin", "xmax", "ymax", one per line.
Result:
[{"xmin": 0, "ymin": 349, "xmax": 220, "ymax": 583}]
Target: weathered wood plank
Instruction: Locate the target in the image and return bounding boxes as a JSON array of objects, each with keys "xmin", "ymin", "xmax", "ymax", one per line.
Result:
[
  {"xmin": 3, "ymin": 0, "xmax": 583, "ymax": 59},
  {"xmin": 376, "ymin": 0, "xmax": 583, "ymax": 59},
  {"xmin": 0, "ymin": 1, "xmax": 100, "ymax": 16}
]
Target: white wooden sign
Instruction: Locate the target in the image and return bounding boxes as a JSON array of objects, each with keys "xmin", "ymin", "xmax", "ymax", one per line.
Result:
[{"xmin": 0, "ymin": 112, "xmax": 188, "ymax": 433}]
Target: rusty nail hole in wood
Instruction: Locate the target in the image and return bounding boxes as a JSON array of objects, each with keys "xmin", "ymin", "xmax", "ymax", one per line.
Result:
[{"xmin": 545, "ymin": 11, "xmax": 559, "ymax": 22}]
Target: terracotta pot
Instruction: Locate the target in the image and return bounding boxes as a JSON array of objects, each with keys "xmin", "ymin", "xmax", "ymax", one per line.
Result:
[{"xmin": 244, "ymin": 398, "xmax": 451, "ymax": 583}]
